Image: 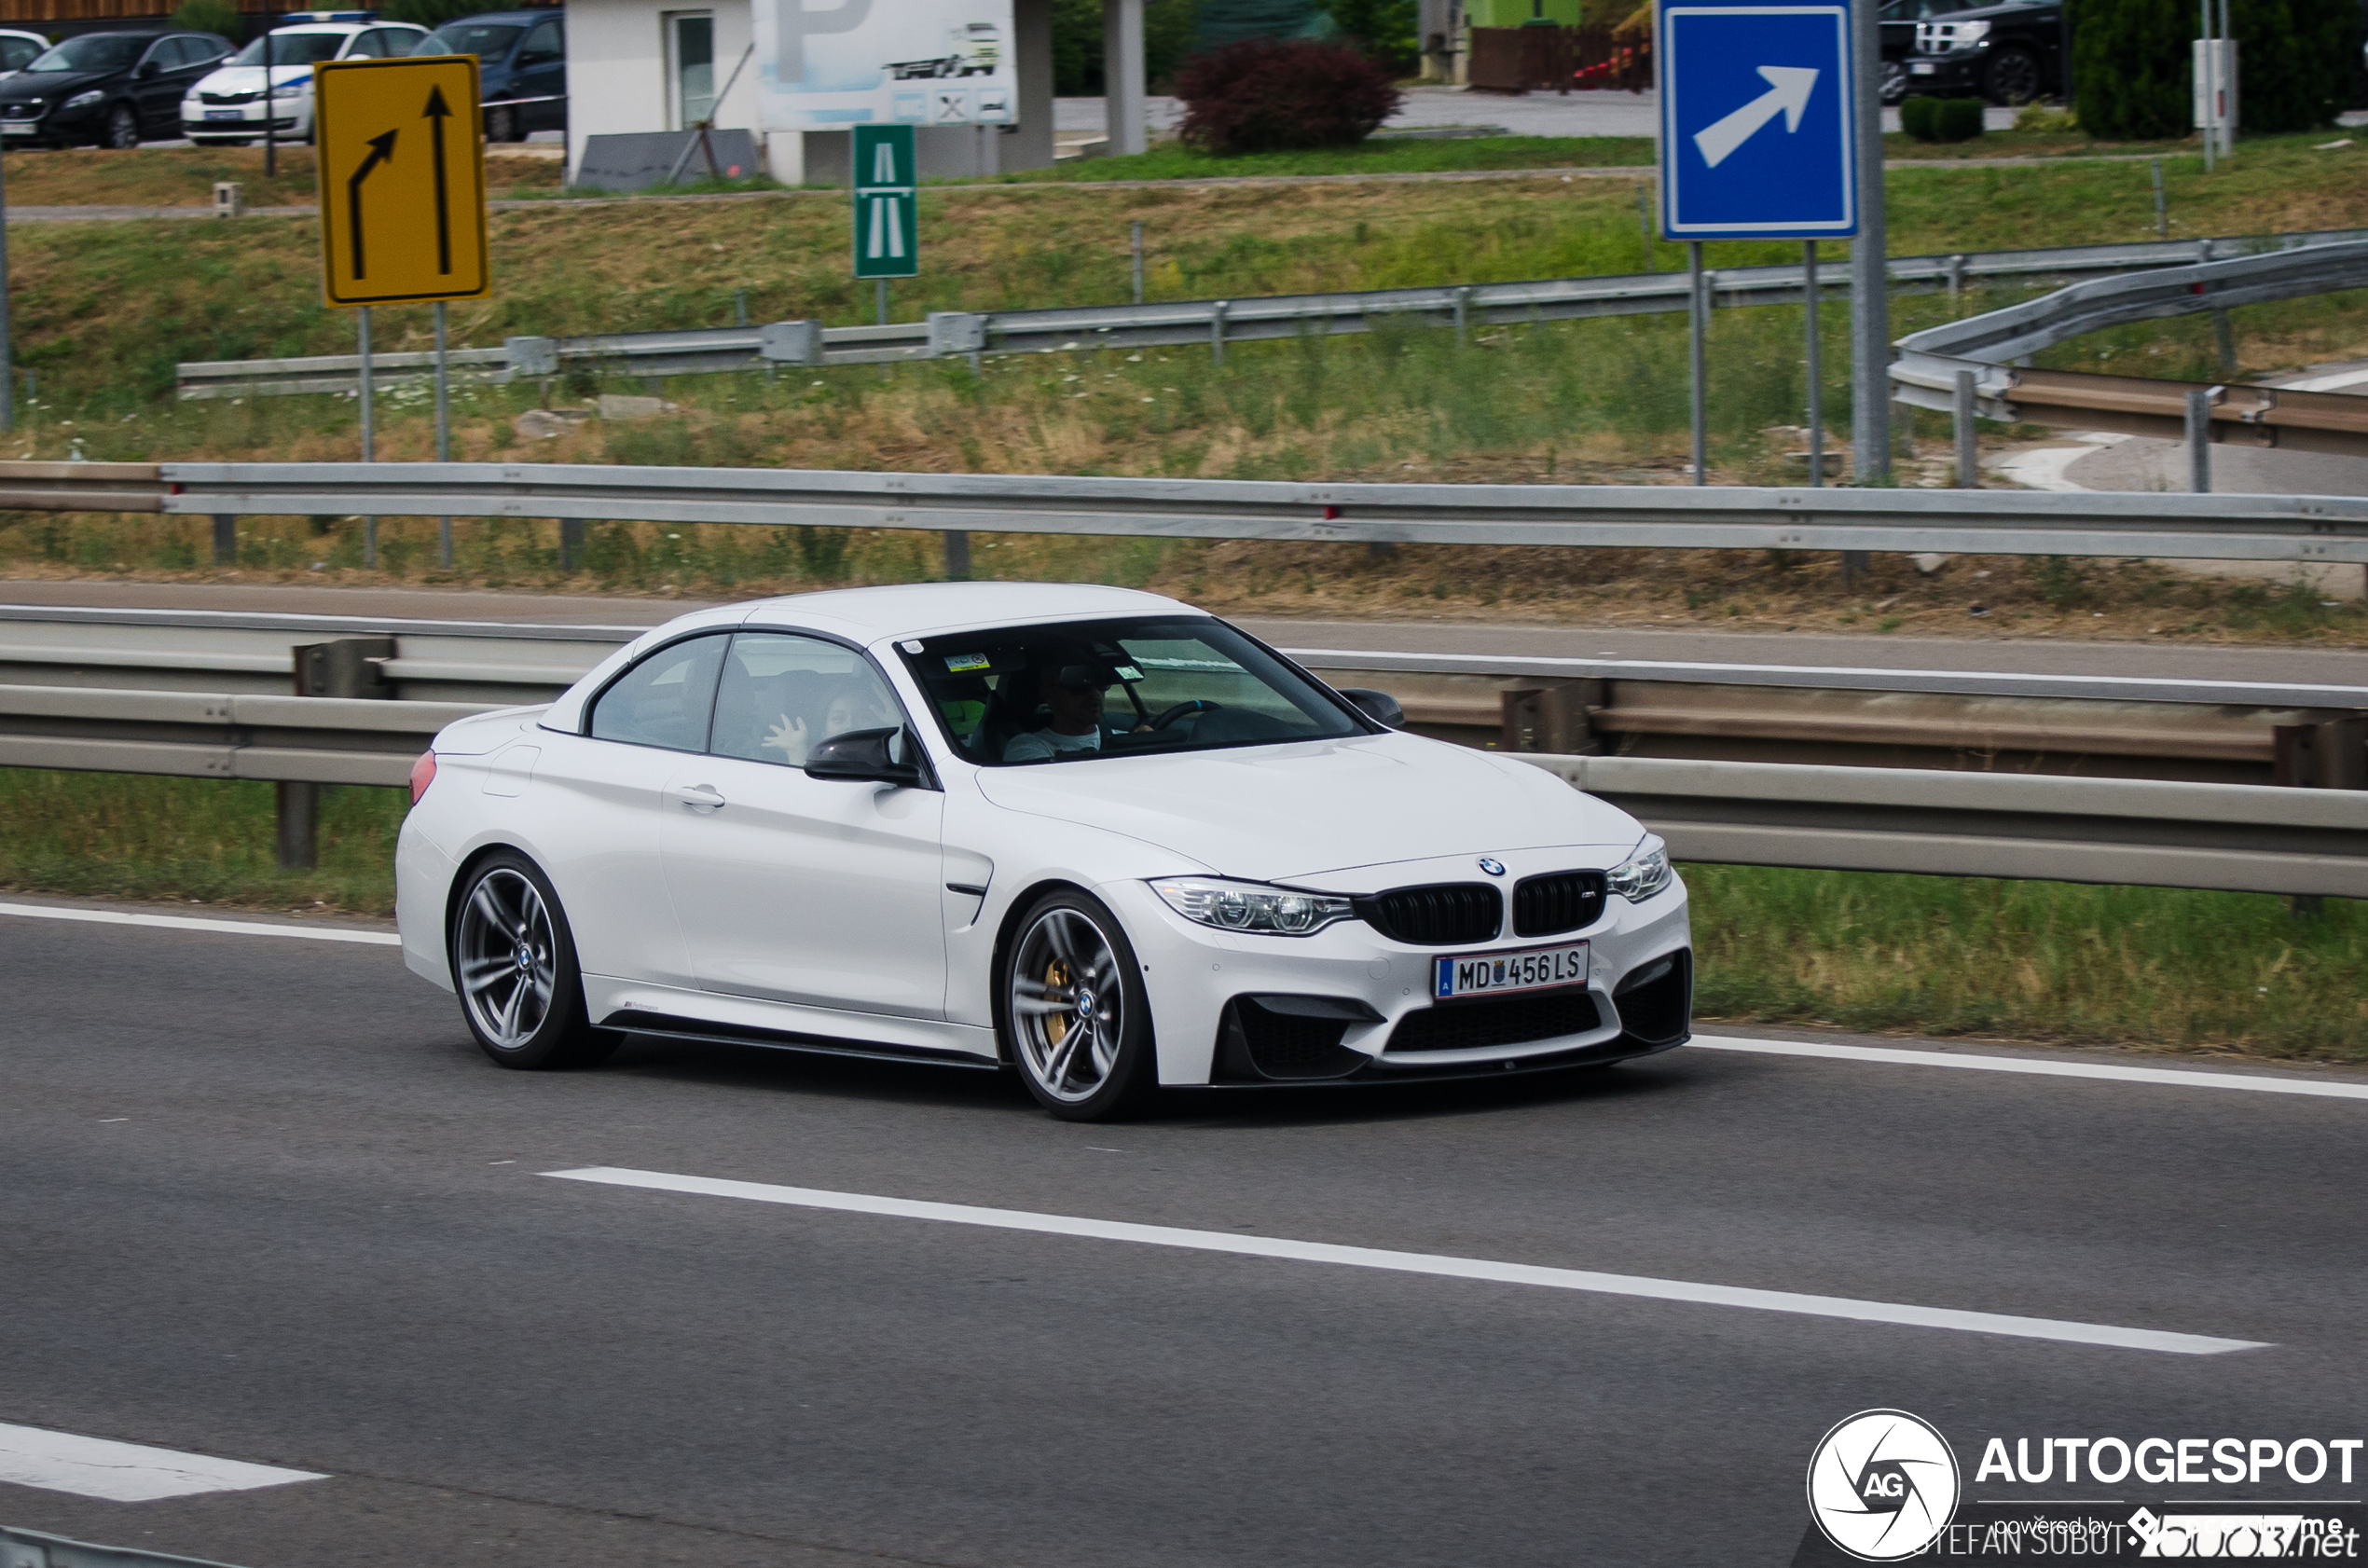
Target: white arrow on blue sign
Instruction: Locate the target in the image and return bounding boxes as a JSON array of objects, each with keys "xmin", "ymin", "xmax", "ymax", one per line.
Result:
[{"xmin": 1659, "ymin": 3, "xmax": 1859, "ymax": 240}]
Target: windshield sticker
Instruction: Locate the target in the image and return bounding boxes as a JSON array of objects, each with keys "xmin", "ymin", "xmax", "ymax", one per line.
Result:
[
  {"xmin": 943, "ymin": 653, "xmax": 992, "ymax": 673},
  {"xmin": 1114, "ymin": 665, "xmax": 1143, "ymax": 681}
]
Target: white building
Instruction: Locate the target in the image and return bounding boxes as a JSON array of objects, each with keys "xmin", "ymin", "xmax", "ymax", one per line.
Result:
[{"xmin": 562, "ymin": 0, "xmax": 1151, "ymax": 185}]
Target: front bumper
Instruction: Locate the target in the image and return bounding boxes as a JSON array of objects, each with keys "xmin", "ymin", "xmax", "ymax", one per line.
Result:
[
  {"xmin": 1103, "ymin": 869, "xmax": 1693, "ymax": 1088},
  {"xmin": 1902, "ymin": 51, "xmax": 1986, "ymax": 93},
  {"xmin": 183, "ymin": 100, "xmax": 306, "ymax": 137}
]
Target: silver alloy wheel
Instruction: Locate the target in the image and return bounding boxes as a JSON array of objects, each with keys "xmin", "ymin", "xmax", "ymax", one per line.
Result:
[
  {"xmin": 456, "ymin": 866, "xmax": 558, "ymax": 1051},
  {"xmin": 1009, "ymin": 907, "xmax": 1125, "ymax": 1104},
  {"xmin": 105, "ymin": 104, "xmax": 137, "ymax": 149}
]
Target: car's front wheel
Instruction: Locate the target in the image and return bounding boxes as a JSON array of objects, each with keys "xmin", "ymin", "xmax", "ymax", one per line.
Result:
[
  {"xmin": 103, "ymin": 103, "xmax": 138, "ymax": 149},
  {"xmin": 484, "ymin": 103, "xmax": 518, "ymax": 143},
  {"xmin": 998, "ymin": 890, "xmax": 1157, "ymax": 1121},
  {"xmin": 1983, "ymin": 48, "xmax": 2041, "ymax": 104},
  {"xmin": 1879, "ymin": 59, "xmax": 1907, "ymax": 103},
  {"xmin": 449, "ymin": 851, "xmax": 621, "ymax": 1069}
]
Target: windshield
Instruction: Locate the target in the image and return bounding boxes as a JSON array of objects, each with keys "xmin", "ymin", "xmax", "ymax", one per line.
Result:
[
  {"xmin": 25, "ymin": 34, "xmax": 145, "ymax": 72},
  {"xmin": 901, "ymin": 616, "xmax": 1365, "ymax": 766},
  {"xmin": 229, "ymin": 31, "xmax": 346, "ymax": 65},
  {"xmin": 417, "ymin": 22, "xmax": 518, "ymax": 58}
]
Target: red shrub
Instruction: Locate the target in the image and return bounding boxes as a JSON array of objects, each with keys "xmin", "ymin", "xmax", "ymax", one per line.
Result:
[{"xmin": 1176, "ymin": 39, "xmax": 1405, "ymax": 156}]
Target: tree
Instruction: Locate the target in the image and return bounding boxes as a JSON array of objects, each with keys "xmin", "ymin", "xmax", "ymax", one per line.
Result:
[
  {"xmin": 1053, "ymin": 0, "xmax": 1205, "ymax": 95},
  {"xmin": 2072, "ymin": 0, "xmax": 2351, "ymax": 138},
  {"xmin": 1321, "ymin": 0, "xmax": 1418, "ymax": 71},
  {"xmin": 169, "ymin": 0, "xmax": 241, "ymax": 43}
]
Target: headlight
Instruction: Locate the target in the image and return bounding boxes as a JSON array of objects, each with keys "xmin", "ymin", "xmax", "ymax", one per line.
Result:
[
  {"xmin": 1606, "ymin": 835, "xmax": 1673, "ymax": 902},
  {"xmin": 63, "ymin": 89, "xmax": 103, "ymax": 110},
  {"xmin": 1150, "ymin": 877, "xmax": 1356, "ymax": 936},
  {"xmin": 1950, "ymin": 19, "xmax": 1990, "ymax": 45}
]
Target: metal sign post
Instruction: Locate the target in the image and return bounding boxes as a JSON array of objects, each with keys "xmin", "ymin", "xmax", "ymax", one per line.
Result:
[
  {"xmin": 852, "ymin": 124, "xmax": 918, "ymax": 285},
  {"xmin": 1658, "ymin": 0, "xmax": 1861, "ymax": 488}
]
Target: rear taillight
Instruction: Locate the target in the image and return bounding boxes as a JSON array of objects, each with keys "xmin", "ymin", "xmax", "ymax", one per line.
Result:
[{"xmin": 409, "ymin": 750, "xmax": 437, "ymax": 805}]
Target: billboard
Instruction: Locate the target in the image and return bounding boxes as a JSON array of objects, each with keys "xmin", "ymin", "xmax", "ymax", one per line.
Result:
[{"xmin": 753, "ymin": 0, "xmax": 1017, "ymax": 131}]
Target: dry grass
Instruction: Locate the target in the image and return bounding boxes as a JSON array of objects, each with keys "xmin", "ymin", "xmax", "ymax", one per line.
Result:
[{"xmin": 1, "ymin": 145, "xmax": 562, "ymax": 208}]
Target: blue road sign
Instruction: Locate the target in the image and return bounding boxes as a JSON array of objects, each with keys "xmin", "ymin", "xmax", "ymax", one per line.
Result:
[{"xmin": 1659, "ymin": 2, "xmax": 1859, "ymax": 240}]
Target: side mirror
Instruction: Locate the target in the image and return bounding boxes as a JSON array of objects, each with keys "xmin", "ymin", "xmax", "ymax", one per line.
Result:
[
  {"xmin": 1340, "ymin": 687, "xmax": 1405, "ymax": 730},
  {"xmin": 135, "ymin": 59, "xmax": 159, "ymax": 77},
  {"xmin": 804, "ymin": 726, "xmax": 923, "ymax": 787}
]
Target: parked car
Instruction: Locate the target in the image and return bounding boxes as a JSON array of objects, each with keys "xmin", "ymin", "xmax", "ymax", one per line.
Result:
[
  {"xmin": 0, "ymin": 28, "xmax": 48, "ymax": 78},
  {"xmin": 395, "ymin": 583, "xmax": 1694, "ymax": 1121},
  {"xmin": 0, "ymin": 28, "xmax": 231, "ymax": 149},
  {"xmin": 1879, "ymin": 0, "xmax": 1977, "ymax": 103},
  {"xmin": 1904, "ymin": 0, "xmax": 2064, "ymax": 105},
  {"xmin": 180, "ymin": 20, "xmax": 427, "ymax": 147},
  {"xmin": 410, "ymin": 8, "xmax": 562, "ymax": 142}
]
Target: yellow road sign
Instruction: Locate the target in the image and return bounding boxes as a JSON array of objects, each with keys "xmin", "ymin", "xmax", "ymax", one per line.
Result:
[{"xmin": 315, "ymin": 55, "xmax": 489, "ymax": 306}]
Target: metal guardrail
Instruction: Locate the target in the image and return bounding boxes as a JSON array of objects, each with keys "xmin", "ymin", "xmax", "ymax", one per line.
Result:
[
  {"xmin": 1526, "ymin": 753, "xmax": 2367, "ymax": 899},
  {"xmin": 2, "ymin": 1523, "xmax": 256, "ymax": 1568},
  {"xmin": 173, "ymin": 227, "xmax": 2368, "ymax": 399},
  {"xmin": 0, "ymin": 661, "xmax": 2353, "ymax": 893},
  {"xmin": 123, "ymin": 461, "xmax": 2368, "ymax": 565},
  {"xmin": 1892, "ymin": 240, "xmax": 2368, "ymax": 452}
]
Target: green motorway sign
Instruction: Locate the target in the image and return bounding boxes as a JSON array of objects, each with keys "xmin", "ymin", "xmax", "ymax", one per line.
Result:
[{"xmin": 852, "ymin": 124, "xmax": 917, "ymax": 280}]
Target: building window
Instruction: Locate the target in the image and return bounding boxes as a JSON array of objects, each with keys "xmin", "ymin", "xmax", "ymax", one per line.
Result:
[{"xmin": 668, "ymin": 12, "xmax": 715, "ymax": 130}]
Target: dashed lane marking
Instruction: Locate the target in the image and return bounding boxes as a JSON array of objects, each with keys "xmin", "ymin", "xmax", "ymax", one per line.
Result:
[{"xmin": 0, "ymin": 1422, "xmax": 325, "ymax": 1502}]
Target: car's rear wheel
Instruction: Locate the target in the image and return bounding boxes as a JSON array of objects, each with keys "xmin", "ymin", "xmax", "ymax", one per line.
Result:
[
  {"xmin": 999, "ymin": 890, "xmax": 1156, "ymax": 1121},
  {"xmin": 104, "ymin": 103, "xmax": 138, "ymax": 149},
  {"xmin": 450, "ymin": 851, "xmax": 621, "ymax": 1069},
  {"xmin": 1983, "ymin": 48, "xmax": 2041, "ymax": 104}
]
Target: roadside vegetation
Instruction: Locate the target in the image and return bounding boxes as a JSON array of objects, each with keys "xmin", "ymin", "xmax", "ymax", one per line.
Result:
[{"xmin": 1, "ymin": 769, "xmax": 2353, "ymax": 1060}]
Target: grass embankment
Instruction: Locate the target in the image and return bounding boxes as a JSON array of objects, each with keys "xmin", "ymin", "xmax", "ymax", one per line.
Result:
[
  {"xmin": 3, "ymin": 770, "xmax": 2355, "ymax": 1060},
  {"xmin": 1000, "ymin": 125, "xmax": 2368, "ymax": 181},
  {"xmin": 0, "ymin": 146, "xmax": 566, "ymax": 207},
  {"xmin": 5, "ymin": 146, "xmax": 2368, "ymax": 637}
]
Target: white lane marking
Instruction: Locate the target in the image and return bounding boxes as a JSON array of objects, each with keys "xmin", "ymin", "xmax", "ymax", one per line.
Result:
[
  {"xmin": 0, "ymin": 901, "xmax": 399, "ymax": 946},
  {"xmin": 1993, "ymin": 431, "xmax": 2127, "ymax": 492},
  {"xmin": 544, "ymin": 1167, "xmax": 2265, "ymax": 1356},
  {"xmin": 0, "ymin": 1422, "xmax": 326, "ymax": 1502},
  {"xmin": 1694, "ymin": 1035, "xmax": 2368, "ymax": 1102},
  {"xmin": 2280, "ymin": 365, "xmax": 2368, "ymax": 392}
]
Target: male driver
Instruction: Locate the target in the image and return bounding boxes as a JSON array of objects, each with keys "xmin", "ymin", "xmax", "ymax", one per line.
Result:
[{"xmin": 1002, "ymin": 660, "xmax": 1111, "ymax": 763}]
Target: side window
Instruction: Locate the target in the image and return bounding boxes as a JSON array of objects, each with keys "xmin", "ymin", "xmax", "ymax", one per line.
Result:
[
  {"xmin": 139, "ymin": 38, "xmax": 175, "ymax": 68},
  {"xmin": 587, "ymin": 634, "xmax": 727, "ymax": 752},
  {"xmin": 4, "ymin": 38, "xmax": 38, "ymax": 70},
  {"xmin": 344, "ymin": 31, "xmax": 382, "ymax": 58},
  {"xmin": 709, "ymin": 632, "xmax": 902, "ymax": 768},
  {"xmin": 518, "ymin": 18, "xmax": 561, "ymax": 63}
]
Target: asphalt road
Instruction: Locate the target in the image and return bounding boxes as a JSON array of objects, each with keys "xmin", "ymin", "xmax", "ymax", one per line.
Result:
[
  {"xmin": 9, "ymin": 579, "xmax": 2361, "ymax": 686},
  {"xmin": 5, "ymin": 901, "xmax": 2366, "ymax": 1568}
]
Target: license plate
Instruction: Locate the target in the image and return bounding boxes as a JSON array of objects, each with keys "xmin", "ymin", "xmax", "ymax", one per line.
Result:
[
  {"xmin": 1910, "ymin": 61, "xmax": 1935, "ymax": 74},
  {"xmin": 205, "ymin": 109, "xmax": 244, "ymax": 120},
  {"xmin": 1, "ymin": 120, "xmax": 34, "ymax": 131},
  {"xmin": 1434, "ymin": 941, "xmax": 1589, "ymax": 1001}
]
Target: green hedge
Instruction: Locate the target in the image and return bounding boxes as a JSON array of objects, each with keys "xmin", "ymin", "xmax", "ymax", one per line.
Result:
[
  {"xmin": 1901, "ymin": 96, "xmax": 1985, "ymax": 142},
  {"xmin": 2072, "ymin": 0, "xmax": 2353, "ymax": 138}
]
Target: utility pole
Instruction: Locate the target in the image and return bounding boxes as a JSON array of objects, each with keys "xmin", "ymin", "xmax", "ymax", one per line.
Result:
[{"xmin": 1849, "ymin": 0, "xmax": 1889, "ymax": 483}]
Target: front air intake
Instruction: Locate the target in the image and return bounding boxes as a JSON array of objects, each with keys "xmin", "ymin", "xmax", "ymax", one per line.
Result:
[
  {"xmin": 1357, "ymin": 883, "xmax": 1502, "ymax": 946},
  {"xmin": 1511, "ymin": 871, "xmax": 1607, "ymax": 938}
]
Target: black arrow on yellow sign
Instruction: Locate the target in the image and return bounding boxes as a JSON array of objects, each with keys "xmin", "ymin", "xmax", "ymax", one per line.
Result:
[
  {"xmin": 346, "ymin": 128, "xmax": 397, "ymax": 279},
  {"xmin": 424, "ymin": 84, "xmax": 453, "ymax": 275}
]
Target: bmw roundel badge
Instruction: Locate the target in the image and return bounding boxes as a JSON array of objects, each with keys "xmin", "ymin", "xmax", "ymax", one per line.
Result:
[{"xmin": 1478, "ymin": 858, "xmax": 1507, "ymax": 876}]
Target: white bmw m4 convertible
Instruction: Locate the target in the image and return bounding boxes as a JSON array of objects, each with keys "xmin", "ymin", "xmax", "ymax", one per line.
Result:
[{"xmin": 396, "ymin": 583, "xmax": 1692, "ymax": 1120}]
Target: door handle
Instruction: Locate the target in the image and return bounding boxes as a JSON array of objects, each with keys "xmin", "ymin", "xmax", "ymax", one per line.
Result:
[{"xmin": 668, "ymin": 783, "xmax": 725, "ymax": 812}]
